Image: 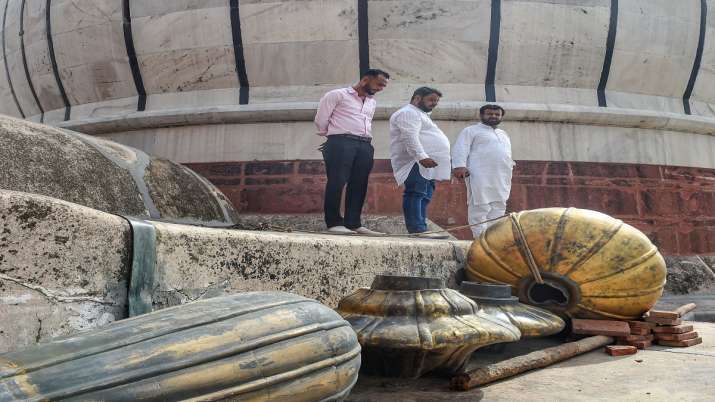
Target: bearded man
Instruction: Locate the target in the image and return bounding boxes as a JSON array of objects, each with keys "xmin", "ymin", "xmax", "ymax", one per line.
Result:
[
  {"xmin": 315, "ymin": 69, "xmax": 390, "ymax": 235},
  {"xmin": 389, "ymin": 87, "xmax": 450, "ymax": 239},
  {"xmin": 452, "ymin": 104, "xmax": 514, "ymax": 238}
]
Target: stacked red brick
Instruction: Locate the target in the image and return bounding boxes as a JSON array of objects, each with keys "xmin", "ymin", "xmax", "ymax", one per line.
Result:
[
  {"xmin": 618, "ymin": 321, "xmax": 655, "ymax": 349},
  {"xmin": 646, "ymin": 306, "xmax": 702, "ymax": 347},
  {"xmin": 572, "ymin": 303, "xmax": 702, "ymax": 356},
  {"xmin": 571, "ymin": 319, "xmax": 640, "ymax": 355}
]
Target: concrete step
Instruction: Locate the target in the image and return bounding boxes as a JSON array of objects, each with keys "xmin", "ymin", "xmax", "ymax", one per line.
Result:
[{"xmin": 347, "ymin": 321, "xmax": 715, "ymax": 401}]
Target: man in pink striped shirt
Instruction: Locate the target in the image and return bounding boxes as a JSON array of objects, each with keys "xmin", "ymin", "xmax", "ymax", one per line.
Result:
[{"xmin": 315, "ymin": 69, "xmax": 390, "ymax": 235}]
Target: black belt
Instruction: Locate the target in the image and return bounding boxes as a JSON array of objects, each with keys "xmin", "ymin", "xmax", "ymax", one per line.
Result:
[{"xmin": 329, "ymin": 134, "xmax": 372, "ymax": 143}]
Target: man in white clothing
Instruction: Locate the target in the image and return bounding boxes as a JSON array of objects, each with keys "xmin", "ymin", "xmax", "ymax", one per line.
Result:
[
  {"xmin": 452, "ymin": 104, "xmax": 514, "ymax": 238},
  {"xmin": 389, "ymin": 87, "xmax": 451, "ymax": 239}
]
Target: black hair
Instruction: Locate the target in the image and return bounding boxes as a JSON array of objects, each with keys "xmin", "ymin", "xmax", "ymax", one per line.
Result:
[
  {"xmin": 362, "ymin": 68, "xmax": 390, "ymax": 79},
  {"xmin": 411, "ymin": 87, "xmax": 443, "ymax": 101},
  {"xmin": 479, "ymin": 104, "xmax": 505, "ymax": 116}
]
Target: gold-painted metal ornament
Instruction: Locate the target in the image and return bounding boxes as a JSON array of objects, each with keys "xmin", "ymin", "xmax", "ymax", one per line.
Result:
[
  {"xmin": 0, "ymin": 292, "xmax": 360, "ymax": 402},
  {"xmin": 337, "ymin": 275, "xmax": 521, "ymax": 378},
  {"xmin": 460, "ymin": 282, "xmax": 565, "ymax": 337},
  {"xmin": 465, "ymin": 208, "xmax": 667, "ymax": 320}
]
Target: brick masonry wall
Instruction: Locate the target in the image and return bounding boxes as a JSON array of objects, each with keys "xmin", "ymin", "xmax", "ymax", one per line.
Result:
[{"xmin": 186, "ymin": 160, "xmax": 715, "ymax": 256}]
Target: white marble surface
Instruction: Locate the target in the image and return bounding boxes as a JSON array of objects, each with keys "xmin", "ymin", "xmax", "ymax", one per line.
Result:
[
  {"xmin": 24, "ymin": 0, "xmax": 65, "ymax": 114},
  {"xmin": 130, "ymin": 0, "xmax": 228, "ymax": 19},
  {"xmin": 244, "ymin": 40, "xmax": 359, "ymax": 88},
  {"xmin": 495, "ymin": 85, "xmax": 600, "ymax": 107},
  {"xmin": 689, "ymin": 99, "xmax": 715, "ymax": 118},
  {"xmin": 241, "ymin": 0, "xmax": 359, "ymax": 89},
  {"xmin": 87, "ymin": 104, "xmax": 715, "ymax": 169},
  {"xmin": 241, "ymin": 0, "xmax": 357, "ymax": 44},
  {"xmin": 496, "ymin": 0, "xmax": 609, "ymax": 105},
  {"xmin": 0, "ymin": 0, "xmax": 19, "ymax": 115},
  {"xmin": 3, "ymin": 0, "xmax": 715, "ymax": 152},
  {"xmin": 50, "ymin": 0, "xmax": 136, "ymax": 112},
  {"xmin": 133, "ymin": 6, "xmax": 234, "ymax": 53},
  {"xmin": 132, "ymin": 4, "xmax": 237, "ymax": 95},
  {"xmin": 604, "ymin": 89, "xmax": 686, "ymax": 114},
  {"xmin": 690, "ymin": 1, "xmax": 715, "ymax": 112},
  {"xmin": 5, "ymin": 0, "xmax": 41, "ymax": 117},
  {"xmin": 66, "ymin": 95, "xmax": 139, "ymax": 121},
  {"xmin": 369, "ymin": 0, "xmax": 490, "ymax": 102},
  {"xmin": 606, "ymin": 0, "xmax": 700, "ymax": 112}
]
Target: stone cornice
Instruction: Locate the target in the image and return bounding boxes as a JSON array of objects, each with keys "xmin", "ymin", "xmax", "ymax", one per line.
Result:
[{"xmin": 55, "ymin": 102, "xmax": 715, "ymax": 137}]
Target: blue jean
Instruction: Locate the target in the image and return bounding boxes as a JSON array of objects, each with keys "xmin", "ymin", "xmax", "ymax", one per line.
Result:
[{"xmin": 403, "ymin": 163, "xmax": 435, "ymax": 233}]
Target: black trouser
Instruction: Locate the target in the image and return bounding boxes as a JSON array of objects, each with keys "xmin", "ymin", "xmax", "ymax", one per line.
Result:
[{"xmin": 322, "ymin": 135, "xmax": 374, "ymax": 229}]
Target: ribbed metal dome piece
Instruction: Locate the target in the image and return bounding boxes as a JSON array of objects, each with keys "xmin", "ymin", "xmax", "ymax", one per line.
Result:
[
  {"xmin": 460, "ymin": 281, "xmax": 566, "ymax": 338},
  {"xmin": 338, "ymin": 274, "xmax": 521, "ymax": 378},
  {"xmin": 466, "ymin": 208, "xmax": 667, "ymax": 320},
  {"xmin": 0, "ymin": 292, "xmax": 360, "ymax": 401}
]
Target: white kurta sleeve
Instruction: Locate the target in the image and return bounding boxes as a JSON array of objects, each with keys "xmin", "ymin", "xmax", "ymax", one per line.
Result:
[
  {"xmin": 395, "ymin": 109, "xmax": 429, "ymax": 161},
  {"xmin": 451, "ymin": 127, "xmax": 473, "ymax": 168}
]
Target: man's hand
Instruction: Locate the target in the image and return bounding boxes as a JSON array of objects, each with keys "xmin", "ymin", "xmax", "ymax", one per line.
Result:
[
  {"xmin": 419, "ymin": 158, "xmax": 438, "ymax": 168},
  {"xmin": 452, "ymin": 167, "xmax": 470, "ymax": 179}
]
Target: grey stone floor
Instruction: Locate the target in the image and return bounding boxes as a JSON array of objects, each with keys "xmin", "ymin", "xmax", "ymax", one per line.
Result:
[
  {"xmin": 656, "ymin": 294, "xmax": 715, "ymax": 322},
  {"xmin": 347, "ymin": 321, "xmax": 715, "ymax": 402}
]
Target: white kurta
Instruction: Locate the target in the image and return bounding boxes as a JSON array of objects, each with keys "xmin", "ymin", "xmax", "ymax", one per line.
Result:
[
  {"xmin": 389, "ymin": 104, "xmax": 451, "ymax": 186},
  {"xmin": 452, "ymin": 122, "xmax": 515, "ymax": 205}
]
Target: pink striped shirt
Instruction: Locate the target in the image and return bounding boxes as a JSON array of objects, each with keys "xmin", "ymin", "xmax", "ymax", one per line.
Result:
[{"xmin": 314, "ymin": 87, "xmax": 376, "ymax": 138}]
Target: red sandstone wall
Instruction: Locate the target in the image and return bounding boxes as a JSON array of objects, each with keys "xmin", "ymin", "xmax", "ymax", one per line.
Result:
[{"xmin": 187, "ymin": 160, "xmax": 715, "ymax": 256}]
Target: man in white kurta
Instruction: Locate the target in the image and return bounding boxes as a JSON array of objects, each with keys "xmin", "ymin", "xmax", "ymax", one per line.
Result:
[
  {"xmin": 452, "ymin": 104, "xmax": 514, "ymax": 238},
  {"xmin": 389, "ymin": 87, "xmax": 451, "ymax": 238}
]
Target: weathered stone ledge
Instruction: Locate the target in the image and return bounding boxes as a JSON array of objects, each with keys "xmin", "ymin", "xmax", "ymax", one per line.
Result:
[
  {"xmin": 151, "ymin": 222, "xmax": 469, "ymax": 310},
  {"xmin": 0, "ymin": 190, "xmax": 469, "ymax": 352}
]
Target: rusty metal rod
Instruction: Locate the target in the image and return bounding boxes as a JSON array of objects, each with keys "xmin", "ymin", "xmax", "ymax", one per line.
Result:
[{"xmin": 450, "ymin": 335, "xmax": 614, "ymax": 391}]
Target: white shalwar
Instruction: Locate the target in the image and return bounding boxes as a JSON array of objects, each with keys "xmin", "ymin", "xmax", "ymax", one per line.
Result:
[
  {"xmin": 389, "ymin": 104, "xmax": 451, "ymax": 186},
  {"xmin": 451, "ymin": 122, "xmax": 515, "ymax": 238}
]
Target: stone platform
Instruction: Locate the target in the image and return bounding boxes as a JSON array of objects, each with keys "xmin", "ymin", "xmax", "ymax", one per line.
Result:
[
  {"xmin": 0, "ymin": 190, "xmax": 469, "ymax": 352},
  {"xmin": 150, "ymin": 222, "xmax": 468, "ymax": 310}
]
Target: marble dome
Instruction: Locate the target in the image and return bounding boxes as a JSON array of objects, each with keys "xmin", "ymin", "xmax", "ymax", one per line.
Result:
[{"xmin": 0, "ymin": 0, "xmax": 713, "ymax": 255}]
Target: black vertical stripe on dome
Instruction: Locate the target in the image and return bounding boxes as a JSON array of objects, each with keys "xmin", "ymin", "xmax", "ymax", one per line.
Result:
[
  {"xmin": 122, "ymin": 0, "xmax": 146, "ymax": 111},
  {"xmin": 683, "ymin": 0, "xmax": 707, "ymax": 115},
  {"xmin": 485, "ymin": 0, "xmax": 501, "ymax": 102},
  {"xmin": 229, "ymin": 0, "xmax": 249, "ymax": 104},
  {"xmin": 19, "ymin": 0, "xmax": 44, "ymax": 122},
  {"xmin": 2, "ymin": 0, "xmax": 24, "ymax": 117},
  {"xmin": 358, "ymin": 0, "xmax": 369, "ymax": 77},
  {"xmin": 597, "ymin": 0, "xmax": 618, "ymax": 107},
  {"xmin": 46, "ymin": 0, "xmax": 70, "ymax": 121}
]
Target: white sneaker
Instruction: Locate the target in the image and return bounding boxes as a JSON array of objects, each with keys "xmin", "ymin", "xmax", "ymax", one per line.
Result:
[
  {"xmin": 353, "ymin": 226, "xmax": 386, "ymax": 236},
  {"xmin": 326, "ymin": 226, "xmax": 357, "ymax": 234},
  {"xmin": 412, "ymin": 231, "xmax": 450, "ymax": 239}
]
